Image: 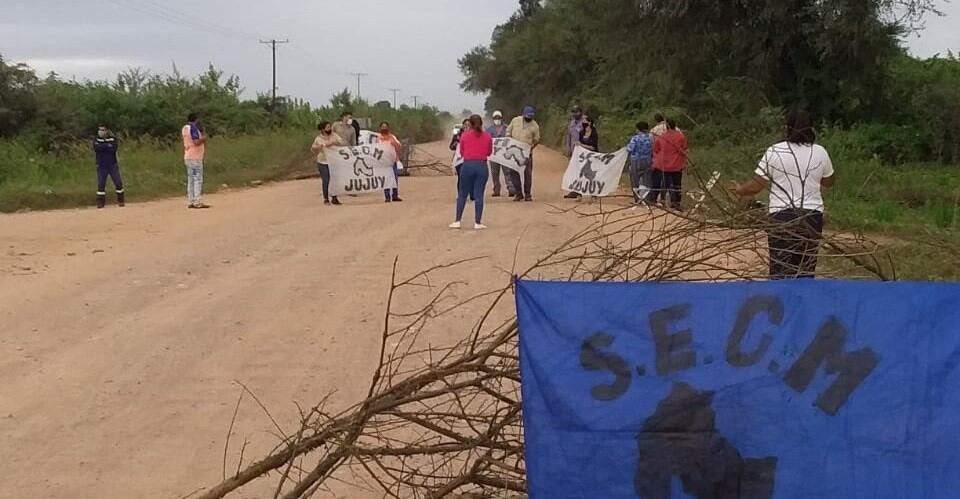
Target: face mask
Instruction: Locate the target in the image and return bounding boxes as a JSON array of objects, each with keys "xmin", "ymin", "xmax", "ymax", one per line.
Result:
[
  {"xmin": 323, "ymin": 128, "xmax": 332, "ymax": 135},
  {"xmin": 523, "ymin": 117, "xmax": 533, "ymax": 123},
  {"xmin": 494, "ymin": 119, "xmax": 502, "ymax": 125},
  {"xmin": 380, "ymin": 128, "xmax": 389, "ymax": 134},
  {"xmin": 97, "ymin": 130, "xmax": 107, "ymax": 138}
]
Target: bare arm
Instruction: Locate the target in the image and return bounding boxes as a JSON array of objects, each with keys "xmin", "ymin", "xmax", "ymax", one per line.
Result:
[
  {"xmin": 821, "ymin": 175, "xmax": 836, "ymax": 188},
  {"xmin": 729, "ymin": 175, "xmax": 769, "ymax": 198}
]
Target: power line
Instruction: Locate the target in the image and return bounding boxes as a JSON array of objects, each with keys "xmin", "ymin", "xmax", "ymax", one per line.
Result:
[
  {"xmin": 388, "ymin": 88, "xmax": 401, "ymax": 109},
  {"xmin": 260, "ymin": 39, "xmax": 290, "ymax": 110},
  {"xmin": 349, "ymin": 72, "xmax": 368, "ymax": 101},
  {"xmin": 105, "ymin": 0, "xmax": 261, "ymax": 42},
  {"xmin": 135, "ymin": 0, "xmax": 263, "ymax": 39}
]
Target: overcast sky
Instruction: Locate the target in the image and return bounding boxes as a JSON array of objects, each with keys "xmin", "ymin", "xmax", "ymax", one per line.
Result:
[{"xmin": 1, "ymin": 0, "xmax": 958, "ymax": 113}]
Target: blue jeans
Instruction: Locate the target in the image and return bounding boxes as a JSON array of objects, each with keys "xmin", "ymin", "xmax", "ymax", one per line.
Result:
[
  {"xmin": 456, "ymin": 160, "xmax": 489, "ymax": 223},
  {"xmin": 384, "ymin": 163, "xmax": 399, "ymax": 200}
]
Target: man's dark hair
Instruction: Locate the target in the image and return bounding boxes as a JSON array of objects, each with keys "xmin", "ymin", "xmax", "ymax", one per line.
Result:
[
  {"xmin": 380, "ymin": 121, "xmax": 390, "ymax": 128},
  {"xmin": 187, "ymin": 113, "xmax": 198, "ymax": 122},
  {"xmin": 785, "ymin": 109, "xmax": 816, "ymax": 145},
  {"xmin": 654, "ymin": 112, "xmax": 665, "ymax": 123},
  {"xmin": 317, "ymin": 121, "xmax": 331, "ymax": 131},
  {"xmin": 98, "ymin": 122, "xmax": 110, "ymax": 129},
  {"xmin": 636, "ymin": 121, "xmax": 649, "ymax": 132},
  {"xmin": 666, "ymin": 119, "xmax": 678, "ymax": 130},
  {"xmin": 341, "ymin": 111, "xmax": 352, "ymax": 118}
]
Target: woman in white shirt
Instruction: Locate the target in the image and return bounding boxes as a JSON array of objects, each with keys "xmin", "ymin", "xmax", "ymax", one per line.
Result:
[{"xmin": 729, "ymin": 110, "xmax": 836, "ymax": 279}]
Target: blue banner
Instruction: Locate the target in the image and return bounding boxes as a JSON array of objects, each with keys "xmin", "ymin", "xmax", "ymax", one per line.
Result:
[{"xmin": 516, "ymin": 279, "xmax": 960, "ymax": 499}]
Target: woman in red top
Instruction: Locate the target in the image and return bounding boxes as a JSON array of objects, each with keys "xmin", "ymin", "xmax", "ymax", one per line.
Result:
[
  {"xmin": 449, "ymin": 114, "xmax": 493, "ymax": 230},
  {"xmin": 378, "ymin": 122, "xmax": 403, "ymax": 202},
  {"xmin": 646, "ymin": 119, "xmax": 688, "ymax": 210}
]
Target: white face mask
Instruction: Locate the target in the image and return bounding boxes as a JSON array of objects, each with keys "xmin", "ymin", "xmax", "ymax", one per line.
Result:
[
  {"xmin": 494, "ymin": 119, "xmax": 502, "ymax": 125},
  {"xmin": 97, "ymin": 129, "xmax": 108, "ymax": 138}
]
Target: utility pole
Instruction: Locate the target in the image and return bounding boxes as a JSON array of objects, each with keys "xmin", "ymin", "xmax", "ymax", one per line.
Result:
[
  {"xmin": 260, "ymin": 38, "xmax": 289, "ymax": 111},
  {"xmin": 388, "ymin": 88, "xmax": 401, "ymax": 109},
  {"xmin": 349, "ymin": 72, "xmax": 368, "ymax": 101},
  {"xmin": 411, "ymin": 95, "xmax": 421, "ymax": 109}
]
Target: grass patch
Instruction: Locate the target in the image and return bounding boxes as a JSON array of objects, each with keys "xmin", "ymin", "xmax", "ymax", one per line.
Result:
[{"xmin": 0, "ymin": 130, "xmax": 316, "ymax": 212}]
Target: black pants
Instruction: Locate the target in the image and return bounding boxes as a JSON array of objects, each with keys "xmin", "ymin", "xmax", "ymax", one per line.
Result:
[
  {"xmin": 96, "ymin": 164, "xmax": 124, "ymax": 206},
  {"xmin": 317, "ymin": 163, "xmax": 336, "ymax": 201},
  {"xmin": 646, "ymin": 170, "xmax": 682, "ymax": 209},
  {"xmin": 507, "ymin": 155, "xmax": 534, "ymax": 198},
  {"xmin": 489, "ymin": 162, "xmax": 506, "ymax": 195},
  {"xmin": 767, "ymin": 209, "xmax": 824, "ymax": 279}
]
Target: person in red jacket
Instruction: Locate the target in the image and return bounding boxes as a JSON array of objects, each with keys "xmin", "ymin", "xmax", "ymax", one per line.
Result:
[{"xmin": 646, "ymin": 119, "xmax": 688, "ymax": 210}]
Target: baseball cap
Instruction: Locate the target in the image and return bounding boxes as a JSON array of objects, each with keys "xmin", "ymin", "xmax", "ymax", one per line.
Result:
[
  {"xmin": 523, "ymin": 106, "xmax": 535, "ymax": 118},
  {"xmin": 492, "ymin": 110, "xmax": 503, "ymax": 118}
]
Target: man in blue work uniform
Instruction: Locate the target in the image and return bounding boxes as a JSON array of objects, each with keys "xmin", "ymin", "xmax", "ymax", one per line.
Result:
[{"xmin": 93, "ymin": 123, "xmax": 125, "ymax": 208}]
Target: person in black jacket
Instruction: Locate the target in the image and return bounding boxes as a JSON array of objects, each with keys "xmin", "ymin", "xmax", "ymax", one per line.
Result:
[{"xmin": 93, "ymin": 123, "xmax": 125, "ymax": 208}]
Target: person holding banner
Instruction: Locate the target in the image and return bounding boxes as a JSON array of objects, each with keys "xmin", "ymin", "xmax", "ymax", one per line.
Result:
[
  {"xmin": 449, "ymin": 115, "xmax": 492, "ymax": 230},
  {"xmin": 378, "ymin": 122, "xmax": 403, "ymax": 203},
  {"xmin": 729, "ymin": 109, "xmax": 835, "ymax": 279},
  {"xmin": 567, "ymin": 117, "xmax": 600, "ymax": 201},
  {"xmin": 486, "ymin": 111, "xmax": 510, "ymax": 197},
  {"xmin": 646, "ymin": 119, "xmax": 688, "ymax": 210},
  {"xmin": 506, "ymin": 106, "xmax": 540, "ymax": 202},
  {"xmin": 311, "ymin": 121, "xmax": 347, "ymax": 205}
]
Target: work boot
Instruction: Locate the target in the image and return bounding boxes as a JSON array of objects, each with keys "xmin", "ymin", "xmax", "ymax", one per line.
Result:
[
  {"xmin": 96, "ymin": 193, "xmax": 106, "ymax": 209},
  {"xmin": 116, "ymin": 190, "xmax": 125, "ymax": 207},
  {"xmin": 331, "ymin": 196, "xmax": 341, "ymax": 205}
]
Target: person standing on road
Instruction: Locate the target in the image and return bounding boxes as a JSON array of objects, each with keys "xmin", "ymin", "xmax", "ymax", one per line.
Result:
[
  {"xmin": 646, "ymin": 119, "xmax": 688, "ymax": 210},
  {"xmin": 627, "ymin": 121, "xmax": 654, "ymax": 204},
  {"xmin": 486, "ymin": 111, "xmax": 510, "ymax": 197},
  {"xmin": 182, "ymin": 113, "xmax": 209, "ymax": 209},
  {"xmin": 450, "ymin": 114, "xmax": 492, "ymax": 230},
  {"xmin": 378, "ymin": 121, "xmax": 403, "ymax": 203},
  {"xmin": 93, "ymin": 123, "xmax": 125, "ymax": 209},
  {"xmin": 563, "ymin": 106, "xmax": 585, "ymax": 157},
  {"xmin": 311, "ymin": 121, "xmax": 347, "ymax": 205},
  {"xmin": 729, "ymin": 109, "xmax": 835, "ymax": 279},
  {"xmin": 568, "ymin": 117, "xmax": 600, "ymax": 202},
  {"xmin": 563, "ymin": 106, "xmax": 586, "ymax": 199},
  {"xmin": 450, "ymin": 118, "xmax": 474, "ymax": 200},
  {"xmin": 333, "ymin": 111, "xmax": 358, "ymax": 147},
  {"xmin": 506, "ymin": 105, "xmax": 540, "ymax": 202}
]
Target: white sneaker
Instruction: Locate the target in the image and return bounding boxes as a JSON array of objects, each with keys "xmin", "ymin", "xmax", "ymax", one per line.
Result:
[
  {"xmin": 448, "ymin": 221, "xmax": 461, "ymax": 229},
  {"xmin": 474, "ymin": 223, "xmax": 488, "ymax": 230}
]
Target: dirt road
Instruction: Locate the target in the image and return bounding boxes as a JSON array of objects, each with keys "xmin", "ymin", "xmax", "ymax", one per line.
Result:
[{"xmin": 0, "ymin": 141, "xmax": 600, "ymax": 498}]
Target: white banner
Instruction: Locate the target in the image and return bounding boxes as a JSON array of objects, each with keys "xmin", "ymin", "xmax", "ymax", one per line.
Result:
[
  {"xmin": 452, "ymin": 137, "xmax": 530, "ymax": 174},
  {"xmin": 562, "ymin": 146, "xmax": 629, "ymax": 197},
  {"xmin": 328, "ymin": 144, "xmax": 398, "ymax": 196},
  {"xmin": 356, "ymin": 130, "xmax": 404, "ymax": 171}
]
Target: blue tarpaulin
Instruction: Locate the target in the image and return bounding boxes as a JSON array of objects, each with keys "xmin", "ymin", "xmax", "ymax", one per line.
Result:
[{"xmin": 515, "ymin": 279, "xmax": 960, "ymax": 499}]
